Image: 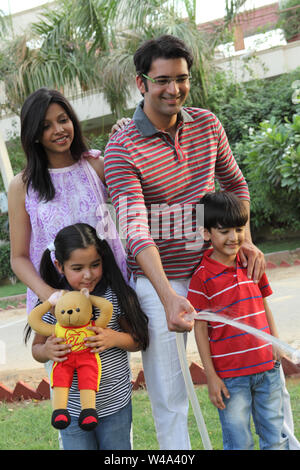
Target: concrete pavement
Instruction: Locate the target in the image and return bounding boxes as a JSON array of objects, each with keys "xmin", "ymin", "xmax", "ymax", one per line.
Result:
[{"xmin": 0, "ymin": 264, "xmax": 300, "ymax": 377}]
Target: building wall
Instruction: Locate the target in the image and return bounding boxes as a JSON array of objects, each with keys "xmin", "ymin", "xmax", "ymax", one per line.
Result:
[
  {"xmin": 8, "ymin": 3, "xmax": 56, "ymax": 36},
  {"xmin": 215, "ymin": 38, "xmax": 300, "ymax": 82},
  {"xmin": 198, "ymin": 2, "xmax": 279, "ymax": 37}
]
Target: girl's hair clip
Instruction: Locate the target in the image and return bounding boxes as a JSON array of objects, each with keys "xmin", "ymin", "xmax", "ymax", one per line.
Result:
[{"xmin": 47, "ymin": 242, "xmax": 56, "ymax": 252}]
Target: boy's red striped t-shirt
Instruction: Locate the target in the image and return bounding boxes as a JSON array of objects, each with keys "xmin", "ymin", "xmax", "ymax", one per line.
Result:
[
  {"xmin": 104, "ymin": 103, "xmax": 250, "ymax": 279},
  {"xmin": 187, "ymin": 249, "xmax": 274, "ymax": 378}
]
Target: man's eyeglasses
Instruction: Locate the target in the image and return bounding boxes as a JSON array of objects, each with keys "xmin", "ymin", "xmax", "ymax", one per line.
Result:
[{"xmin": 142, "ymin": 74, "xmax": 191, "ymax": 87}]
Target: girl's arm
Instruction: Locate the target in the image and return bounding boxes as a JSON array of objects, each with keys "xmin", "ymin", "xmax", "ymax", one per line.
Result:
[
  {"xmin": 8, "ymin": 174, "xmax": 56, "ymax": 301},
  {"xmin": 32, "ymin": 333, "xmax": 71, "ymax": 363},
  {"xmin": 85, "ymin": 320, "xmax": 142, "ymax": 353}
]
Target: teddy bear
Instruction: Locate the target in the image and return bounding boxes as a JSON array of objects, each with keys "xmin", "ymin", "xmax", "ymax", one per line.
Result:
[{"xmin": 28, "ymin": 288, "xmax": 113, "ymax": 431}]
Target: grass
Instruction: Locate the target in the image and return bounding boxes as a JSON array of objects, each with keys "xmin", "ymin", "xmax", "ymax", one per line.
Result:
[
  {"xmin": 257, "ymin": 238, "xmax": 300, "ymax": 254},
  {"xmin": 0, "ymin": 379, "xmax": 299, "ymax": 450},
  {"xmin": 0, "ymin": 282, "xmax": 26, "ymax": 309},
  {"xmin": 132, "ymin": 387, "xmax": 223, "ymax": 450},
  {"xmin": 0, "ymin": 282, "xmax": 26, "ymax": 298}
]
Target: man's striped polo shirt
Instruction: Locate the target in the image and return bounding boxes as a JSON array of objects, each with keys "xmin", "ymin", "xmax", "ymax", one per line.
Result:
[
  {"xmin": 104, "ymin": 101, "xmax": 250, "ymax": 279},
  {"xmin": 187, "ymin": 249, "xmax": 274, "ymax": 378}
]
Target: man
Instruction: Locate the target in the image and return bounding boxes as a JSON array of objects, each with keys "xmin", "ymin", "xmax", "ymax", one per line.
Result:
[{"xmin": 104, "ymin": 35, "xmax": 264, "ymax": 450}]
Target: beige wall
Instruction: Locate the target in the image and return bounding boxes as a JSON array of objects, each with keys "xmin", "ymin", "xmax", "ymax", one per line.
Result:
[{"xmin": 215, "ymin": 39, "xmax": 300, "ymax": 82}]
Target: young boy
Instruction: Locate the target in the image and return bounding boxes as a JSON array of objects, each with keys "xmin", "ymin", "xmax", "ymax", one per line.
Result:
[{"xmin": 187, "ymin": 191, "xmax": 288, "ymax": 450}]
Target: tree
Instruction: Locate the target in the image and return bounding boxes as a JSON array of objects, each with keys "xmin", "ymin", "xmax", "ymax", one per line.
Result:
[
  {"xmin": 0, "ymin": 1, "xmax": 106, "ymax": 114},
  {"xmin": 0, "ymin": 0, "xmax": 247, "ymax": 117}
]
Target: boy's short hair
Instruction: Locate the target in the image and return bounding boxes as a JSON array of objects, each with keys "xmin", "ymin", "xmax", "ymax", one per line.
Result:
[
  {"xmin": 133, "ymin": 34, "xmax": 194, "ymax": 76},
  {"xmin": 200, "ymin": 191, "xmax": 248, "ymax": 230}
]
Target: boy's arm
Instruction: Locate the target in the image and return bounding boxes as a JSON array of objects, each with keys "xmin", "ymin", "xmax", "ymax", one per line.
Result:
[
  {"xmin": 263, "ymin": 297, "xmax": 279, "ymax": 337},
  {"xmin": 263, "ymin": 297, "xmax": 282, "ymax": 361},
  {"xmin": 194, "ymin": 320, "xmax": 230, "ymax": 410}
]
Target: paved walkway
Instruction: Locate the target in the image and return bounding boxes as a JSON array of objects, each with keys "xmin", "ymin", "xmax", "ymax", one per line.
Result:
[{"xmin": 0, "ymin": 263, "xmax": 300, "ymax": 388}]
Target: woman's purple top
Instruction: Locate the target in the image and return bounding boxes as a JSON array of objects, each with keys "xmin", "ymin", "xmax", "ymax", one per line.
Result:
[{"xmin": 25, "ymin": 151, "xmax": 127, "ymax": 313}]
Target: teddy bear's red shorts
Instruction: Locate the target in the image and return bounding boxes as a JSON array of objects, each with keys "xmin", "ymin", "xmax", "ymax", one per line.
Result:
[{"xmin": 51, "ymin": 349, "xmax": 102, "ymax": 391}]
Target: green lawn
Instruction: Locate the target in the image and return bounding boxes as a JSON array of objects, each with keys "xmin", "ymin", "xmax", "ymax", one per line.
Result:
[
  {"xmin": 257, "ymin": 238, "xmax": 300, "ymax": 254},
  {"xmin": 0, "ymin": 282, "xmax": 26, "ymax": 298},
  {"xmin": 0, "ymin": 379, "xmax": 299, "ymax": 450}
]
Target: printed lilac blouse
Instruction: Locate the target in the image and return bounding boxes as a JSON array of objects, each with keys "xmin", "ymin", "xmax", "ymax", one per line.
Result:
[{"xmin": 25, "ymin": 151, "xmax": 127, "ymax": 313}]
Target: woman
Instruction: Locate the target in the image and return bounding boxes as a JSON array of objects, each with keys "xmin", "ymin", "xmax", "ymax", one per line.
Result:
[{"xmin": 8, "ymin": 87, "xmax": 128, "ymax": 313}]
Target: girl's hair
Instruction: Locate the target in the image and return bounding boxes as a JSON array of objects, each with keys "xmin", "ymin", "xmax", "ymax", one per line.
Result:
[
  {"xmin": 25, "ymin": 224, "xmax": 149, "ymax": 349},
  {"xmin": 200, "ymin": 191, "xmax": 249, "ymax": 231},
  {"xmin": 21, "ymin": 87, "xmax": 88, "ymax": 202}
]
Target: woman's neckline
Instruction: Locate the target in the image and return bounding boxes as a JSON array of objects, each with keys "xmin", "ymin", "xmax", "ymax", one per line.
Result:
[{"xmin": 48, "ymin": 161, "xmax": 80, "ymax": 173}]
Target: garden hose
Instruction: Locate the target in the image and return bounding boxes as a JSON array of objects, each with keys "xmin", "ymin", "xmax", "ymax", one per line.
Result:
[{"xmin": 176, "ymin": 332, "xmax": 213, "ymax": 450}]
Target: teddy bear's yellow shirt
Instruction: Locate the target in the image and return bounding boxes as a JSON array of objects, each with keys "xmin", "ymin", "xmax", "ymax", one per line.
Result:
[{"xmin": 55, "ymin": 321, "xmax": 95, "ymax": 352}]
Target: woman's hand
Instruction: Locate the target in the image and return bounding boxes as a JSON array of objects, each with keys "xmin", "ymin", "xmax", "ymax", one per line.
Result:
[
  {"xmin": 48, "ymin": 290, "xmax": 64, "ymax": 306},
  {"xmin": 109, "ymin": 117, "xmax": 131, "ymax": 138}
]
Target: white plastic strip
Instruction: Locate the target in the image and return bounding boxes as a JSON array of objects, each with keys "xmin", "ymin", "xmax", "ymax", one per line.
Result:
[{"xmin": 176, "ymin": 332, "xmax": 212, "ymax": 450}]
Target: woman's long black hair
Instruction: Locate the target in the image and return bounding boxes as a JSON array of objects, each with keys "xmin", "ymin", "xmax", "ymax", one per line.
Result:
[
  {"xmin": 25, "ymin": 224, "xmax": 149, "ymax": 350},
  {"xmin": 21, "ymin": 87, "xmax": 88, "ymax": 202}
]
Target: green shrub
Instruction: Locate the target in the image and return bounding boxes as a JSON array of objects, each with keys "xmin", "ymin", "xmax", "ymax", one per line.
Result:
[
  {"xmin": 233, "ymin": 114, "xmax": 300, "ymax": 237},
  {"xmin": 207, "ymin": 68, "xmax": 300, "ymax": 146},
  {"xmin": 0, "ymin": 242, "xmax": 14, "ymax": 280},
  {"xmin": 0, "ymin": 213, "xmax": 9, "ymax": 241},
  {"xmin": 278, "ymin": 0, "xmax": 300, "ymax": 42},
  {"xmin": 0, "ymin": 134, "xmax": 26, "ymax": 192},
  {"xmin": 86, "ymin": 133, "xmax": 109, "ymax": 151}
]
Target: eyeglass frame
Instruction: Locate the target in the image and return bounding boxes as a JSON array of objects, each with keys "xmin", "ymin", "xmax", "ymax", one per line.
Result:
[{"xmin": 141, "ymin": 73, "xmax": 192, "ymax": 86}]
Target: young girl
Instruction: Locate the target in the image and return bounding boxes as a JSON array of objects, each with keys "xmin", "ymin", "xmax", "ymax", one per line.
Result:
[
  {"xmin": 26, "ymin": 223, "xmax": 149, "ymax": 450},
  {"xmin": 8, "ymin": 87, "xmax": 128, "ymax": 315}
]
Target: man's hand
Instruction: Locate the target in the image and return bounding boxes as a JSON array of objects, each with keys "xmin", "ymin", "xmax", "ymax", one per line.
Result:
[
  {"xmin": 239, "ymin": 240, "xmax": 265, "ymax": 284},
  {"xmin": 163, "ymin": 292, "xmax": 195, "ymax": 333}
]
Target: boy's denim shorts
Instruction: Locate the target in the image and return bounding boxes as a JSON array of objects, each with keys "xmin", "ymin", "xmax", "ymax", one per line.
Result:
[{"xmin": 218, "ymin": 362, "xmax": 289, "ymax": 450}]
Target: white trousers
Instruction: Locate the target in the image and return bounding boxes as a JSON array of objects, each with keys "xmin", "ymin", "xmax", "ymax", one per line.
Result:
[
  {"xmin": 135, "ymin": 276, "xmax": 191, "ymax": 450},
  {"xmin": 280, "ymin": 366, "xmax": 300, "ymax": 450}
]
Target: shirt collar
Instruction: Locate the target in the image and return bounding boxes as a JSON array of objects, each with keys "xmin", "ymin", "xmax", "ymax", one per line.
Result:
[
  {"xmin": 133, "ymin": 100, "xmax": 194, "ymax": 137},
  {"xmin": 202, "ymin": 248, "xmax": 244, "ymax": 278}
]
